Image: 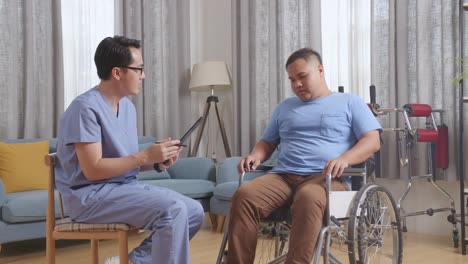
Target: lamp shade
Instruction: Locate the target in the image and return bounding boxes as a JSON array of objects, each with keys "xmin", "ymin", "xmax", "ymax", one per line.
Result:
[{"xmin": 189, "ymin": 61, "xmax": 232, "ymax": 92}]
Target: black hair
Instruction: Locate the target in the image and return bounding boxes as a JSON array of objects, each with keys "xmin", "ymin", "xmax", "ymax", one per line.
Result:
[
  {"xmin": 285, "ymin": 48, "xmax": 323, "ymax": 69},
  {"xmin": 94, "ymin": 36, "xmax": 141, "ymax": 80}
]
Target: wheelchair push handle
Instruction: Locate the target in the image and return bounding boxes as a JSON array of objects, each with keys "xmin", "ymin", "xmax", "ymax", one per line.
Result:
[
  {"xmin": 367, "ymin": 85, "xmax": 385, "ymax": 116},
  {"xmin": 370, "ymin": 84, "xmax": 376, "ymax": 104},
  {"xmin": 367, "ymin": 85, "xmax": 404, "ymax": 116}
]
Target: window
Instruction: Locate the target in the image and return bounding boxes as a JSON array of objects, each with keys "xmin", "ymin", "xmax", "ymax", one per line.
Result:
[
  {"xmin": 321, "ymin": 0, "xmax": 371, "ymax": 101},
  {"xmin": 61, "ymin": 0, "xmax": 114, "ymax": 108}
]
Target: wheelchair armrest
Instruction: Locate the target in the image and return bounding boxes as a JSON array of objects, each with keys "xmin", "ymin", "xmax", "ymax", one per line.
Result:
[
  {"xmin": 238, "ymin": 165, "xmax": 365, "ymax": 189},
  {"xmin": 342, "ymin": 167, "xmax": 366, "ymax": 177},
  {"xmin": 325, "ymin": 167, "xmax": 366, "ymax": 193},
  {"xmin": 252, "ymin": 164, "xmax": 275, "ymax": 171},
  {"xmin": 238, "ymin": 164, "xmax": 275, "ymax": 187}
]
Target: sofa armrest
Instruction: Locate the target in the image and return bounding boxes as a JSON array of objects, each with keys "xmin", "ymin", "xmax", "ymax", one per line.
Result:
[
  {"xmin": 138, "ymin": 136, "xmax": 157, "ymax": 145},
  {"xmin": 217, "ymin": 157, "xmax": 242, "ymax": 184},
  {"xmin": 0, "ymin": 179, "xmax": 6, "ymax": 207},
  {"xmin": 167, "ymin": 157, "xmax": 216, "ymax": 182}
]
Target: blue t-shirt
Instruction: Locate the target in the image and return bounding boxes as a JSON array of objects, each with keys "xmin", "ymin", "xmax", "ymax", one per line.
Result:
[
  {"xmin": 262, "ymin": 92, "xmax": 381, "ymax": 175},
  {"xmin": 55, "ymin": 87, "xmax": 139, "ymax": 195}
]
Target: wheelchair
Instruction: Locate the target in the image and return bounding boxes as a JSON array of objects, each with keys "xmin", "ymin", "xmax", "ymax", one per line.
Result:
[{"xmin": 216, "ymin": 165, "xmax": 403, "ymax": 264}]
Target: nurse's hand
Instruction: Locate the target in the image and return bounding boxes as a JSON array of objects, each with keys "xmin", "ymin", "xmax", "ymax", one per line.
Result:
[
  {"xmin": 146, "ymin": 138, "xmax": 181, "ymax": 163},
  {"xmin": 160, "ymin": 148, "xmax": 181, "ymax": 170}
]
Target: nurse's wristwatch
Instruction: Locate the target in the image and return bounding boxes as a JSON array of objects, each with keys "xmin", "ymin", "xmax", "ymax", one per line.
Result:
[{"xmin": 154, "ymin": 163, "xmax": 164, "ymax": 173}]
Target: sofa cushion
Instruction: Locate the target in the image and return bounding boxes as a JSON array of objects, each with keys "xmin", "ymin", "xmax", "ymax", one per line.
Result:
[
  {"xmin": 136, "ymin": 170, "xmax": 171, "ymax": 181},
  {"xmin": 2, "ymin": 190, "xmax": 62, "ymax": 223},
  {"xmin": 0, "ymin": 140, "xmax": 49, "ymax": 193},
  {"xmin": 167, "ymin": 157, "xmax": 216, "ymax": 182},
  {"xmin": 143, "ymin": 179, "xmax": 215, "ymax": 199},
  {"xmin": 0, "ymin": 138, "xmax": 58, "ymax": 153},
  {"xmin": 48, "ymin": 138, "xmax": 58, "ymax": 153},
  {"xmin": 213, "ymin": 181, "xmax": 244, "ymax": 201}
]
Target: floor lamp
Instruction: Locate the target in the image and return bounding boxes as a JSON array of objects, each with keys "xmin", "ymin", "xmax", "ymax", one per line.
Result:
[{"xmin": 189, "ymin": 61, "xmax": 232, "ymax": 158}]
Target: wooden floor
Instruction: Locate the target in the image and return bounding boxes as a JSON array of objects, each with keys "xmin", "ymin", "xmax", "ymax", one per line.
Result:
[{"xmin": 1, "ymin": 215, "xmax": 467, "ymax": 264}]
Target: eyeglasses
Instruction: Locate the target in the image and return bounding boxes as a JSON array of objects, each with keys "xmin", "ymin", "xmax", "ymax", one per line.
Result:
[{"xmin": 120, "ymin": 66, "xmax": 144, "ymax": 76}]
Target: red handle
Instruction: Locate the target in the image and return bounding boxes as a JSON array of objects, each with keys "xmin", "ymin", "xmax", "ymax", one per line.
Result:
[
  {"xmin": 435, "ymin": 125, "xmax": 449, "ymax": 169},
  {"xmin": 403, "ymin": 104, "xmax": 432, "ymax": 117},
  {"xmin": 416, "ymin": 129, "xmax": 438, "ymax": 142}
]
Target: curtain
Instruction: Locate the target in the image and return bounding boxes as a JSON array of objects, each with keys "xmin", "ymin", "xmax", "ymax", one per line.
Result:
[
  {"xmin": 115, "ymin": 0, "xmax": 192, "ymax": 156},
  {"xmin": 231, "ymin": 0, "xmax": 322, "ymax": 156},
  {"xmin": 371, "ymin": 0, "xmax": 464, "ymax": 181},
  {"xmin": 0, "ymin": 0, "xmax": 63, "ymax": 139}
]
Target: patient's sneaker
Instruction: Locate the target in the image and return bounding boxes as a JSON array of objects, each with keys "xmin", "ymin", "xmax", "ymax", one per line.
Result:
[{"xmin": 104, "ymin": 256, "xmax": 120, "ymax": 264}]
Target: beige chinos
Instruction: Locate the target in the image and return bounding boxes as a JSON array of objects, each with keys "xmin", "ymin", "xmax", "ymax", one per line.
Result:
[{"xmin": 227, "ymin": 173, "xmax": 348, "ymax": 264}]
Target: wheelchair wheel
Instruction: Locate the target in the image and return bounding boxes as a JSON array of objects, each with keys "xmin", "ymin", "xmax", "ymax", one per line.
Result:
[
  {"xmin": 347, "ymin": 184, "xmax": 402, "ymax": 264},
  {"xmin": 254, "ymin": 221, "xmax": 290, "ymax": 264}
]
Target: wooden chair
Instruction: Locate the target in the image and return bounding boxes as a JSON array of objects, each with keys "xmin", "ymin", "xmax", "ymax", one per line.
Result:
[{"xmin": 45, "ymin": 153, "xmax": 138, "ymax": 264}]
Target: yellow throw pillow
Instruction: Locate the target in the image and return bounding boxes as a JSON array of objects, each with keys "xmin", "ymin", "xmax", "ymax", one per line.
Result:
[{"xmin": 0, "ymin": 140, "xmax": 49, "ymax": 193}]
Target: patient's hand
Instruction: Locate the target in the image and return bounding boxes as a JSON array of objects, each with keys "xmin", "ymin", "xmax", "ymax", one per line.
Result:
[
  {"xmin": 238, "ymin": 155, "xmax": 260, "ymax": 173},
  {"xmin": 322, "ymin": 156, "xmax": 349, "ymax": 178}
]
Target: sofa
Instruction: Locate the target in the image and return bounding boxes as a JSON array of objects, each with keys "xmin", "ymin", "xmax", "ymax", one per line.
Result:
[
  {"xmin": 209, "ymin": 155, "xmax": 276, "ymax": 231},
  {"xmin": 0, "ymin": 136, "xmax": 216, "ymax": 246}
]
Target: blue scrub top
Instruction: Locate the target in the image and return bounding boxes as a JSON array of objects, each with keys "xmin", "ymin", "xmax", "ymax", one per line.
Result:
[
  {"xmin": 55, "ymin": 87, "xmax": 139, "ymax": 196},
  {"xmin": 262, "ymin": 92, "xmax": 382, "ymax": 175}
]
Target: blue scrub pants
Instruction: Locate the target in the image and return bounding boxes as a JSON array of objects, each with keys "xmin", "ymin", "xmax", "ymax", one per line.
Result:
[{"xmin": 67, "ymin": 179, "xmax": 205, "ymax": 264}]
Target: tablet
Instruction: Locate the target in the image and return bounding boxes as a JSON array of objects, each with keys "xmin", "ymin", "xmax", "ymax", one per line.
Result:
[
  {"xmin": 155, "ymin": 117, "xmax": 203, "ymax": 147},
  {"xmin": 177, "ymin": 117, "xmax": 203, "ymax": 146}
]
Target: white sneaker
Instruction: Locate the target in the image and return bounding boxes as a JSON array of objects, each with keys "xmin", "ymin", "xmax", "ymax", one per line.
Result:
[{"xmin": 104, "ymin": 256, "xmax": 120, "ymax": 264}]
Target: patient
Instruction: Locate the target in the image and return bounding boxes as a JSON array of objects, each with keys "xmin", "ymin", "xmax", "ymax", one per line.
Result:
[
  {"xmin": 227, "ymin": 48, "xmax": 382, "ymax": 263},
  {"xmin": 55, "ymin": 36, "xmax": 204, "ymax": 264}
]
